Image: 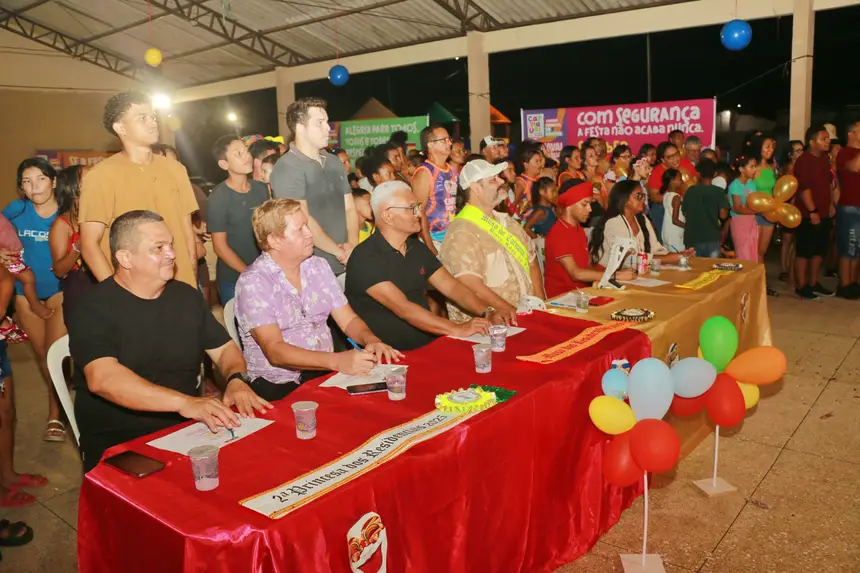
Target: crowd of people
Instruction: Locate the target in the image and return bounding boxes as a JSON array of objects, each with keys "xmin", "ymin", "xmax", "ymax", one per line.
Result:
[{"xmin": 0, "ymin": 91, "xmax": 857, "ymax": 538}]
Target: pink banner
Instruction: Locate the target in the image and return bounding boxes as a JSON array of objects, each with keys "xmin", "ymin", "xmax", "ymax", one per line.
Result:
[{"xmin": 522, "ymin": 98, "xmax": 716, "ymax": 160}]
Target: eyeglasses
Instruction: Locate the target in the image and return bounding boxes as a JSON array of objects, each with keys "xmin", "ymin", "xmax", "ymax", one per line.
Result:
[
  {"xmin": 633, "ymin": 192, "xmax": 647, "ymax": 201},
  {"xmin": 429, "ymin": 136, "xmax": 451, "ymax": 144},
  {"xmin": 387, "ymin": 203, "xmax": 424, "ymax": 216}
]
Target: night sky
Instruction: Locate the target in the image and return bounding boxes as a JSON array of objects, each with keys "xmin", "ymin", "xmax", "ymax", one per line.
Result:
[{"xmin": 175, "ymin": 4, "xmax": 859, "ymax": 182}]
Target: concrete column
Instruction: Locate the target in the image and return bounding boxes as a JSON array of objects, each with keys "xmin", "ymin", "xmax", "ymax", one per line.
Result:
[
  {"xmin": 467, "ymin": 32, "xmax": 491, "ymax": 152},
  {"xmin": 275, "ymin": 67, "xmax": 296, "ymax": 140},
  {"xmin": 789, "ymin": 0, "xmax": 814, "ymax": 141}
]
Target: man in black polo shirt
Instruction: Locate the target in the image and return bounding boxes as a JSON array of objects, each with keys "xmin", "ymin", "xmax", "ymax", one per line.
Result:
[
  {"xmin": 69, "ymin": 211, "xmax": 271, "ymax": 472},
  {"xmin": 270, "ymin": 97, "xmax": 358, "ymax": 281},
  {"xmin": 345, "ymin": 181, "xmax": 516, "ymax": 350}
]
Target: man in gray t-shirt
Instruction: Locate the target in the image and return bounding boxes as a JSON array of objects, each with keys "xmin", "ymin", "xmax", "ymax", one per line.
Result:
[{"xmin": 269, "ymin": 97, "xmax": 358, "ymax": 276}]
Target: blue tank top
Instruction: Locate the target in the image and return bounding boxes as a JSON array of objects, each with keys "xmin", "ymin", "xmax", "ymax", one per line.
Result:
[
  {"xmin": 413, "ymin": 161, "xmax": 457, "ymax": 242},
  {"xmin": 530, "ymin": 205, "xmax": 557, "ymax": 236},
  {"xmin": 2, "ymin": 199, "xmax": 59, "ymax": 299}
]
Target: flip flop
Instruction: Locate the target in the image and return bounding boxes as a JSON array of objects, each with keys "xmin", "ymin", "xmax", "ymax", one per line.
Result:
[
  {"xmin": 0, "ymin": 520, "xmax": 33, "ymax": 547},
  {"xmin": 3, "ymin": 473, "xmax": 47, "ymax": 489},
  {"xmin": 43, "ymin": 419, "xmax": 66, "ymax": 443},
  {"xmin": 0, "ymin": 489, "xmax": 36, "ymax": 508}
]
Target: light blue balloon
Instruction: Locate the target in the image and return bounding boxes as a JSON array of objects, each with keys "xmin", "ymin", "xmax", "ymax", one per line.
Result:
[
  {"xmin": 628, "ymin": 358, "xmax": 673, "ymax": 421},
  {"xmin": 671, "ymin": 357, "xmax": 717, "ymax": 398},
  {"xmin": 602, "ymin": 368, "xmax": 629, "ymax": 400}
]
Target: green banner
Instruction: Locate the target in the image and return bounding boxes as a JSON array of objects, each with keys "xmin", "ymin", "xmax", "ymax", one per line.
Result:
[{"xmin": 339, "ymin": 116, "xmax": 428, "ymax": 166}]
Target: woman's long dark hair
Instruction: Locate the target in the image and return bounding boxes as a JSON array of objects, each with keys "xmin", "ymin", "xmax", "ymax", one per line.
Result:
[
  {"xmin": 11, "ymin": 157, "xmax": 57, "ymax": 221},
  {"xmin": 589, "ymin": 179, "xmax": 651, "ymax": 265},
  {"xmin": 660, "ymin": 168, "xmax": 680, "ymax": 194},
  {"xmin": 559, "ymin": 145, "xmax": 577, "ymax": 172},
  {"xmin": 56, "ymin": 165, "xmax": 85, "ymax": 224},
  {"xmin": 514, "ymin": 140, "xmax": 542, "ymax": 176}
]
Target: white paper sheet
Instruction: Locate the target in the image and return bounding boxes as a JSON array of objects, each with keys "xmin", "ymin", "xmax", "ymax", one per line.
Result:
[
  {"xmin": 656, "ymin": 264, "xmax": 691, "ymax": 271},
  {"xmin": 147, "ymin": 417, "xmax": 274, "ymax": 455},
  {"xmin": 319, "ymin": 364, "xmax": 410, "ymax": 391},
  {"xmin": 619, "ymin": 277, "xmax": 672, "ymax": 287},
  {"xmin": 447, "ymin": 326, "xmax": 526, "ymax": 344}
]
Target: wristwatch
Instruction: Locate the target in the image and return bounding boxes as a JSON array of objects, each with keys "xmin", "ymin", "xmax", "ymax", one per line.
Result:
[
  {"xmin": 227, "ymin": 372, "xmax": 249, "ymax": 385},
  {"xmin": 481, "ymin": 306, "xmax": 496, "ymax": 318}
]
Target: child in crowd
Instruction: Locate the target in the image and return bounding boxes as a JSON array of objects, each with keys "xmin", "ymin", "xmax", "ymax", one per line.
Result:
[
  {"xmin": 681, "ymin": 159, "xmax": 730, "ymax": 258},
  {"xmin": 660, "ymin": 168, "xmax": 686, "ymax": 251},
  {"xmin": 352, "ymin": 189, "xmax": 375, "ymax": 243},
  {"xmin": 728, "ymin": 155, "xmax": 760, "ymax": 262},
  {"xmin": 523, "ymin": 177, "xmax": 558, "ymax": 239},
  {"xmin": 259, "ymin": 153, "xmax": 280, "ymax": 195},
  {"xmin": 0, "ymin": 212, "xmax": 48, "ymax": 326}
]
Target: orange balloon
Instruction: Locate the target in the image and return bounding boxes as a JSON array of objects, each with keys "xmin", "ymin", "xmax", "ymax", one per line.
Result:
[
  {"xmin": 773, "ymin": 175, "xmax": 798, "ymax": 202},
  {"xmin": 747, "ymin": 192, "xmax": 775, "ymax": 213},
  {"xmin": 764, "ymin": 209, "xmax": 781, "ymax": 223},
  {"xmin": 725, "ymin": 346, "xmax": 787, "ymax": 385},
  {"xmin": 777, "ymin": 203, "xmax": 802, "ymax": 229}
]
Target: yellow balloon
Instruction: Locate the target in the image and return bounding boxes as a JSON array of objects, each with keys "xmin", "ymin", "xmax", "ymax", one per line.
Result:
[
  {"xmin": 144, "ymin": 48, "xmax": 163, "ymax": 67},
  {"xmin": 588, "ymin": 395, "xmax": 636, "ymax": 435},
  {"xmin": 737, "ymin": 381, "xmax": 760, "ymax": 409},
  {"xmin": 747, "ymin": 192, "xmax": 775, "ymax": 213},
  {"xmin": 764, "ymin": 209, "xmax": 781, "ymax": 223},
  {"xmin": 777, "ymin": 203, "xmax": 802, "ymax": 229},
  {"xmin": 697, "ymin": 346, "xmax": 704, "ymax": 359},
  {"xmin": 773, "ymin": 175, "xmax": 798, "ymax": 202}
]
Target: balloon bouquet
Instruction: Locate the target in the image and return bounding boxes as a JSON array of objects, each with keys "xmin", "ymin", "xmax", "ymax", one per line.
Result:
[
  {"xmin": 746, "ymin": 175, "xmax": 802, "ymax": 229},
  {"xmin": 589, "ymin": 315, "xmax": 786, "ymax": 571}
]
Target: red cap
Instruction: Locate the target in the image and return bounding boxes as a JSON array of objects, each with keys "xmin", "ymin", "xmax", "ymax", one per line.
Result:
[{"xmin": 558, "ymin": 181, "xmax": 593, "ymax": 208}]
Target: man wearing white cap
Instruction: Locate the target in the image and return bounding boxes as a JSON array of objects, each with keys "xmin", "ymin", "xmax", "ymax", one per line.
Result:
[
  {"xmin": 439, "ymin": 160, "xmax": 546, "ymax": 323},
  {"xmin": 480, "ymin": 136, "xmax": 506, "ymax": 163}
]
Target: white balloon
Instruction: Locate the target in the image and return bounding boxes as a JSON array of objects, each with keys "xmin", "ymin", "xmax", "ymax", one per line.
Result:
[
  {"xmin": 671, "ymin": 357, "xmax": 717, "ymax": 398},
  {"xmin": 628, "ymin": 358, "xmax": 674, "ymax": 420}
]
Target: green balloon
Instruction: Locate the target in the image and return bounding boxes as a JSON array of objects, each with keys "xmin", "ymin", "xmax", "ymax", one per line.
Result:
[{"xmin": 699, "ymin": 316, "xmax": 738, "ymax": 372}]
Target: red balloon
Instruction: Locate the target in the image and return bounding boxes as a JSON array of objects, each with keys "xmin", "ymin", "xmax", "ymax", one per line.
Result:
[
  {"xmin": 629, "ymin": 419, "xmax": 681, "ymax": 473},
  {"xmin": 603, "ymin": 432, "xmax": 642, "ymax": 487},
  {"xmin": 706, "ymin": 373, "xmax": 746, "ymax": 427},
  {"xmin": 670, "ymin": 393, "xmax": 707, "ymax": 417}
]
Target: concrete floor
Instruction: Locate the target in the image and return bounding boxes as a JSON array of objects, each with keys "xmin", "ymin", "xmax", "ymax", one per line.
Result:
[{"xmin": 3, "ymin": 272, "xmax": 860, "ymax": 572}]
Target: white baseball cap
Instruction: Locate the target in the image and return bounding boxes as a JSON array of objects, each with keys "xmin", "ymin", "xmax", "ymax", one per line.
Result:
[
  {"xmin": 459, "ymin": 159, "xmax": 507, "ymax": 190},
  {"xmin": 481, "ymin": 135, "xmax": 504, "ymax": 148}
]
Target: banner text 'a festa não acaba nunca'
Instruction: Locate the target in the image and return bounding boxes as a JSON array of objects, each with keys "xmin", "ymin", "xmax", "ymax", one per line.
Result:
[{"xmin": 521, "ymin": 98, "xmax": 716, "ymax": 160}]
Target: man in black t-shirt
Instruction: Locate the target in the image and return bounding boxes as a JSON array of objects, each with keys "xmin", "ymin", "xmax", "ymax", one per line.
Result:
[
  {"xmin": 69, "ymin": 210, "xmax": 272, "ymax": 472},
  {"xmin": 345, "ymin": 181, "xmax": 511, "ymax": 350}
]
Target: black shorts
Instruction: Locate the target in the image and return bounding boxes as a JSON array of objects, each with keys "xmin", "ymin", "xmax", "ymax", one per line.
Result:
[{"xmin": 795, "ymin": 216, "xmax": 833, "ymax": 259}]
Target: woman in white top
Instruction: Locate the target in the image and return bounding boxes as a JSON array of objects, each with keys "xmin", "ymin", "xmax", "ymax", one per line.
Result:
[
  {"xmin": 589, "ymin": 180, "xmax": 694, "ymax": 268},
  {"xmin": 660, "ymin": 168, "xmax": 686, "ymax": 251}
]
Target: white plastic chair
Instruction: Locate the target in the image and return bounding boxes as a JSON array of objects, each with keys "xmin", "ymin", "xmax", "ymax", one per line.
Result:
[
  {"xmin": 46, "ymin": 335, "xmax": 80, "ymax": 444},
  {"xmin": 223, "ymin": 298, "xmax": 240, "ymax": 347}
]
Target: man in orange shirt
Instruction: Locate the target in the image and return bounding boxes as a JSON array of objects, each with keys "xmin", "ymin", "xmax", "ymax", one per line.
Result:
[{"xmin": 80, "ymin": 91, "xmax": 199, "ymax": 287}]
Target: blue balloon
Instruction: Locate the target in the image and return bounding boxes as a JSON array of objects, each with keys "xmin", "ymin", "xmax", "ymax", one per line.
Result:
[
  {"xmin": 602, "ymin": 368, "xmax": 629, "ymax": 400},
  {"xmin": 670, "ymin": 357, "xmax": 717, "ymax": 398},
  {"xmin": 628, "ymin": 358, "xmax": 673, "ymax": 421},
  {"xmin": 329, "ymin": 64, "xmax": 349, "ymax": 86},
  {"xmin": 721, "ymin": 19, "xmax": 752, "ymax": 51}
]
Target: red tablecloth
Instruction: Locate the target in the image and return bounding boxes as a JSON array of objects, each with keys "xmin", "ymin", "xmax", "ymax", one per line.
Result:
[{"xmin": 78, "ymin": 312, "xmax": 650, "ymax": 573}]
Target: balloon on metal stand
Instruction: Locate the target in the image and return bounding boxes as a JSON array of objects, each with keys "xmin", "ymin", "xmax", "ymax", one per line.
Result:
[
  {"xmin": 329, "ymin": 64, "xmax": 349, "ymax": 86},
  {"xmin": 720, "ymin": 19, "xmax": 752, "ymax": 51}
]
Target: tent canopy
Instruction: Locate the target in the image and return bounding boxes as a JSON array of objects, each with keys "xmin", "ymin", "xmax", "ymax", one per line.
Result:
[
  {"xmin": 351, "ymin": 98, "xmax": 397, "ymax": 120},
  {"xmin": 428, "ymin": 102, "xmax": 459, "ymax": 124},
  {"xmin": 491, "ymin": 106, "xmax": 511, "ymax": 124}
]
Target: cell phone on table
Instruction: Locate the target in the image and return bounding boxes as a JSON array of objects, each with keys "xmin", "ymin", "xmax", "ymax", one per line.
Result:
[
  {"xmin": 104, "ymin": 451, "xmax": 166, "ymax": 478},
  {"xmin": 589, "ymin": 296, "xmax": 615, "ymax": 306},
  {"xmin": 347, "ymin": 382, "xmax": 388, "ymax": 395}
]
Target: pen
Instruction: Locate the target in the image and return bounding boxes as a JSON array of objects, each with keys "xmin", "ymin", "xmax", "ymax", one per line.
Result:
[
  {"xmin": 346, "ymin": 338, "xmax": 361, "ymax": 350},
  {"xmin": 228, "ymin": 428, "xmax": 236, "ymax": 441}
]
